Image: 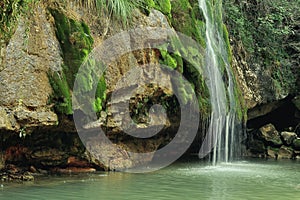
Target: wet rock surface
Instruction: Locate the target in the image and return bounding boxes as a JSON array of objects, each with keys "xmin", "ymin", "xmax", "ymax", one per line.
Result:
[
  {"xmin": 246, "ymin": 123, "xmax": 300, "ymax": 160},
  {"xmin": 281, "ymin": 132, "xmax": 297, "ymax": 146},
  {"xmin": 0, "ymin": 165, "xmax": 34, "ymax": 182},
  {"xmin": 0, "ymin": 4, "xmax": 60, "ymax": 132},
  {"xmin": 0, "ymin": 0, "xmax": 299, "ymax": 175},
  {"xmin": 258, "ymin": 124, "xmax": 282, "ymax": 146},
  {"xmin": 0, "ymin": 1, "xmax": 178, "ymax": 173}
]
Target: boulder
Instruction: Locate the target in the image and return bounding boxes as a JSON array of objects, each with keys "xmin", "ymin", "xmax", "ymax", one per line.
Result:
[
  {"xmin": 267, "ymin": 147, "xmax": 278, "ymax": 159},
  {"xmin": 267, "ymin": 146, "xmax": 294, "ymax": 159},
  {"xmin": 292, "ymin": 138, "xmax": 300, "ymax": 150},
  {"xmin": 258, "ymin": 124, "xmax": 282, "ymax": 146},
  {"xmin": 281, "ymin": 131, "xmax": 297, "ymax": 146},
  {"xmin": 0, "ymin": 152, "xmax": 4, "ymax": 170},
  {"xmin": 295, "ymin": 124, "xmax": 300, "ymax": 137},
  {"xmin": 277, "ymin": 146, "xmax": 294, "ymax": 159},
  {"xmin": 248, "ymin": 139, "xmax": 266, "ymax": 155}
]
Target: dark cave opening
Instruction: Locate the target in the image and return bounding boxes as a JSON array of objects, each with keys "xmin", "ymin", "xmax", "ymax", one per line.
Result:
[{"xmin": 247, "ymin": 98, "xmax": 300, "ymax": 131}]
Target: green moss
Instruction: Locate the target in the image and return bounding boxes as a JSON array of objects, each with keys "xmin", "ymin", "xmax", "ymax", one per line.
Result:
[
  {"xmin": 48, "ymin": 69, "xmax": 73, "ymax": 115},
  {"xmin": 268, "ymin": 146, "xmax": 279, "ymax": 153},
  {"xmin": 0, "ymin": 0, "xmax": 38, "ymax": 44},
  {"xmin": 143, "ymin": 0, "xmax": 156, "ymax": 9},
  {"xmin": 153, "ymin": 0, "xmax": 171, "ymax": 16},
  {"xmin": 170, "ymin": 0, "xmax": 205, "ymax": 47},
  {"xmin": 169, "ymin": 1, "xmax": 209, "ymax": 115},
  {"xmin": 49, "ymin": 9, "xmax": 94, "ymax": 88},
  {"xmin": 141, "ymin": 0, "xmax": 171, "ymax": 16},
  {"xmin": 47, "ymin": 9, "xmax": 100, "ymax": 115},
  {"xmin": 293, "ymin": 139, "xmax": 300, "ymax": 150},
  {"xmin": 94, "ymin": 75, "xmax": 107, "ymax": 113},
  {"xmin": 160, "ymin": 50, "xmax": 178, "ymax": 70},
  {"xmin": 73, "ymin": 59, "xmax": 107, "ymax": 114},
  {"xmin": 222, "ymin": 24, "xmax": 232, "ymax": 65}
]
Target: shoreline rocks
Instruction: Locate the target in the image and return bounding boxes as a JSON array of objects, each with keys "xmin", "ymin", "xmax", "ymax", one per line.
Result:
[{"xmin": 247, "ymin": 123, "xmax": 300, "ymax": 160}]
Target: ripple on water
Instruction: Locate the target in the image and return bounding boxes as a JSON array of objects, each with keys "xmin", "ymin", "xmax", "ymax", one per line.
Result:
[{"xmin": 0, "ymin": 160, "xmax": 300, "ymax": 200}]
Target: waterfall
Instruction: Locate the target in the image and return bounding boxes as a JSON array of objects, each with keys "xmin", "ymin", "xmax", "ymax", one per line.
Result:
[{"xmin": 198, "ymin": 0, "xmax": 239, "ymax": 164}]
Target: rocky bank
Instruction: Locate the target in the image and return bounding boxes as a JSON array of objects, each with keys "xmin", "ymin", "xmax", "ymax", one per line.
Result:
[{"xmin": 0, "ymin": 0, "xmax": 299, "ymax": 180}]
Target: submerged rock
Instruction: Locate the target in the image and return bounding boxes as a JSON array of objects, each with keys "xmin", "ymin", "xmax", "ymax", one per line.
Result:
[
  {"xmin": 52, "ymin": 167, "xmax": 96, "ymax": 174},
  {"xmin": 258, "ymin": 124, "xmax": 282, "ymax": 146},
  {"xmin": 1, "ymin": 165, "xmax": 34, "ymax": 182}
]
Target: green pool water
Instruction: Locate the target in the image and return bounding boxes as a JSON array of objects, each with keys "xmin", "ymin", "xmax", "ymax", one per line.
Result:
[{"xmin": 1, "ymin": 159, "xmax": 300, "ymax": 200}]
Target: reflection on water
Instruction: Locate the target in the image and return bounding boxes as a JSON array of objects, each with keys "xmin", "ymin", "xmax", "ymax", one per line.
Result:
[{"xmin": 1, "ymin": 159, "xmax": 300, "ymax": 200}]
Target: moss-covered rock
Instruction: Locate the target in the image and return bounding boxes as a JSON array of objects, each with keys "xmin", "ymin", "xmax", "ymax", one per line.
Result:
[
  {"xmin": 47, "ymin": 9, "xmax": 107, "ymax": 115},
  {"xmin": 249, "ymin": 139, "xmax": 266, "ymax": 155},
  {"xmin": 258, "ymin": 124, "xmax": 283, "ymax": 147},
  {"xmin": 48, "ymin": 69, "xmax": 72, "ymax": 115},
  {"xmin": 170, "ymin": 0, "xmax": 205, "ymax": 47},
  {"xmin": 153, "ymin": 0, "xmax": 171, "ymax": 17},
  {"xmin": 49, "ymin": 9, "xmax": 93, "ymax": 88},
  {"xmin": 0, "ymin": 0, "xmax": 29, "ymax": 44},
  {"xmin": 142, "ymin": 0, "xmax": 171, "ymax": 17},
  {"xmin": 293, "ymin": 139, "xmax": 300, "ymax": 151}
]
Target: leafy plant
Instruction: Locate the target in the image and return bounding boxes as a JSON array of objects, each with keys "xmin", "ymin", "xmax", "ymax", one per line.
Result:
[
  {"xmin": 0, "ymin": 0, "xmax": 38, "ymax": 44},
  {"xmin": 224, "ymin": 0, "xmax": 299, "ymax": 94},
  {"xmin": 72, "ymin": 0, "xmax": 144, "ymax": 24}
]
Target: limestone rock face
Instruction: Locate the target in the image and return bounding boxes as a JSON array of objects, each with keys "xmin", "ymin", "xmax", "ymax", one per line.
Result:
[
  {"xmin": 0, "ymin": 2, "xmax": 180, "ymax": 172},
  {"xmin": 258, "ymin": 124, "xmax": 282, "ymax": 146},
  {"xmin": 0, "ymin": 107, "xmax": 16, "ymax": 130},
  {"xmin": 0, "ymin": 5, "xmax": 60, "ymax": 131},
  {"xmin": 232, "ymin": 49, "xmax": 289, "ymax": 110},
  {"xmin": 81, "ymin": 10, "xmax": 177, "ymax": 170}
]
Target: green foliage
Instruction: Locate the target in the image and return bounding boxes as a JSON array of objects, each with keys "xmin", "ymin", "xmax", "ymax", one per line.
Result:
[
  {"xmin": 224, "ymin": 0, "xmax": 298, "ymax": 95},
  {"xmin": 93, "ymin": 75, "xmax": 107, "ymax": 113},
  {"xmin": 48, "ymin": 9, "xmax": 101, "ymax": 115},
  {"xmin": 73, "ymin": 0, "xmax": 145, "ymax": 24},
  {"xmin": 222, "ymin": 25, "xmax": 232, "ymax": 65},
  {"xmin": 157, "ymin": 35, "xmax": 210, "ymax": 115},
  {"xmin": 138, "ymin": 0, "xmax": 172, "ymax": 17},
  {"xmin": 170, "ymin": 0, "xmax": 205, "ymax": 47},
  {"xmin": 49, "ymin": 9, "xmax": 94, "ymax": 88},
  {"xmin": 271, "ymin": 61, "xmax": 297, "ymax": 95},
  {"xmin": 153, "ymin": 0, "xmax": 171, "ymax": 16},
  {"xmin": 223, "ymin": 2, "xmax": 255, "ymax": 53},
  {"xmin": 160, "ymin": 50, "xmax": 178, "ymax": 70},
  {"xmin": 0, "ymin": 0, "xmax": 37, "ymax": 44},
  {"xmin": 48, "ymin": 69, "xmax": 73, "ymax": 115}
]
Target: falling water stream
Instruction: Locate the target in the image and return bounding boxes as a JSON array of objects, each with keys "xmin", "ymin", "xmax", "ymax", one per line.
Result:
[{"xmin": 198, "ymin": 0, "xmax": 239, "ymax": 164}]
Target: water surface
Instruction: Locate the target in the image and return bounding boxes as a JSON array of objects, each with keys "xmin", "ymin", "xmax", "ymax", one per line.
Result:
[{"xmin": 1, "ymin": 159, "xmax": 299, "ymax": 200}]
